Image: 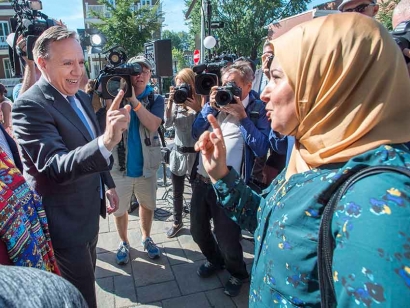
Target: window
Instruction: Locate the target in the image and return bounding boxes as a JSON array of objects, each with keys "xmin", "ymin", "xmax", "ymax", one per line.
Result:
[
  {"xmin": 3, "ymin": 58, "xmax": 12, "ymax": 79},
  {"xmin": 0, "ymin": 21, "xmax": 10, "ymax": 49}
]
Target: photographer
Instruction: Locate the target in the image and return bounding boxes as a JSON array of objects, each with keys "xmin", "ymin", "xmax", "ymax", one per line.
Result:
[
  {"xmin": 110, "ymin": 56, "xmax": 165, "ymax": 265},
  {"xmin": 393, "ymin": 0, "xmax": 410, "ymax": 76},
  {"xmin": 164, "ymin": 68, "xmax": 202, "ymax": 238},
  {"xmin": 190, "ymin": 60, "xmax": 270, "ymax": 297},
  {"xmin": 261, "ymin": 40, "xmax": 273, "ymax": 83}
]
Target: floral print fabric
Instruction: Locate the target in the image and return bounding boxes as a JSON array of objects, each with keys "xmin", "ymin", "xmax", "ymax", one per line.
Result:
[{"xmin": 214, "ymin": 145, "xmax": 410, "ymax": 307}]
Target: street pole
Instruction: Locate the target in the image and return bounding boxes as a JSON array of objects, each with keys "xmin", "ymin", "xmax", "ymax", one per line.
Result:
[
  {"xmin": 206, "ymin": 0, "xmax": 212, "ymax": 61},
  {"xmin": 200, "ymin": 0, "xmax": 205, "ymax": 63}
]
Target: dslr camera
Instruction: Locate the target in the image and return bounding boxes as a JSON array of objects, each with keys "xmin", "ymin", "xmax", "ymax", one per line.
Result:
[
  {"xmin": 95, "ymin": 46, "xmax": 142, "ymax": 99},
  {"xmin": 173, "ymin": 83, "xmax": 192, "ymax": 104},
  {"xmin": 193, "ymin": 53, "xmax": 237, "ymax": 96},
  {"xmin": 392, "ymin": 20, "xmax": 410, "ymax": 63},
  {"xmin": 9, "ymin": 0, "xmax": 58, "ymax": 76},
  {"xmin": 215, "ymin": 81, "xmax": 242, "ymax": 107}
]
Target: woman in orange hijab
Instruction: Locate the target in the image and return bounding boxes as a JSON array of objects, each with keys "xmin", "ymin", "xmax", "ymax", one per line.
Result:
[{"xmin": 195, "ymin": 13, "xmax": 410, "ymax": 307}]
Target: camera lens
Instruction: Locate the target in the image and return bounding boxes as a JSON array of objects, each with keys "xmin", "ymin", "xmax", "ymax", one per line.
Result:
[
  {"xmin": 174, "ymin": 89, "xmax": 188, "ymax": 104},
  {"xmin": 106, "ymin": 76, "xmax": 128, "ymax": 98},
  {"xmin": 215, "ymin": 90, "xmax": 232, "ymax": 106},
  {"xmin": 195, "ymin": 74, "xmax": 218, "ymax": 96}
]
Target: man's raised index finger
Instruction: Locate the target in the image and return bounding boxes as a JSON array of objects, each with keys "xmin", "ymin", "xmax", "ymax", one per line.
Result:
[{"xmin": 109, "ymin": 90, "xmax": 125, "ymax": 111}]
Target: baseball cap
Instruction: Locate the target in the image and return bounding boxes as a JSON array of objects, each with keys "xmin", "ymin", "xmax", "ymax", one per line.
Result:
[
  {"xmin": 338, "ymin": 0, "xmax": 375, "ymax": 11},
  {"xmin": 127, "ymin": 55, "xmax": 152, "ymax": 70}
]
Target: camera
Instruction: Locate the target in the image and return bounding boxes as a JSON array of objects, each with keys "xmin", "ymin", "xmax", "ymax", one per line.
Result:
[
  {"xmin": 392, "ymin": 20, "xmax": 410, "ymax": 63},
  {"xmin": 174, "ymin": 83, "xmax": 192, "ymax": 104},
  {"xmin": 215, "ymin": 81, "xmax": 242, "ymax": 107},
  {"xmin": 267, "ymin": 55, "xmax": 274, "ymax": 69},
  {"xmin": 193, "ymin": 53, "xmax": 237, "ymax": 96},
  {"xmin": 95, "ymin": 46, "xmax": 142, "ymax": 99},
  {"xmin": 8, "ymin": 0, "xmax": 58, "ymax": 76}
]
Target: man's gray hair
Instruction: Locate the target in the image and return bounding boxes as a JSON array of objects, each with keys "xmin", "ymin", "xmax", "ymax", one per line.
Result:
[
  {"xmin": 221, "ymin": 60, "xmax": 255, "ymax": 84},
  {"xmin": 33, "ymin": 26, "xmax": 78, "ymax": 61}
]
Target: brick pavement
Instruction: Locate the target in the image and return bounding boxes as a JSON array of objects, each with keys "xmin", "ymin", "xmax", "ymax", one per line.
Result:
[{"xmin": 95, "ymin": 167, "xmax": 255, "ymax": 308}]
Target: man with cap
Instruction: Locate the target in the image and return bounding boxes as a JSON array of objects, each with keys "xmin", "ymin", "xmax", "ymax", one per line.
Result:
[
  {"xmin": 111, "ymin": 55, "xmax": 165, "ymax": 264},
  {"xmin": 338, "ymin": 0, "xmax": 379, "ymax": 17}
]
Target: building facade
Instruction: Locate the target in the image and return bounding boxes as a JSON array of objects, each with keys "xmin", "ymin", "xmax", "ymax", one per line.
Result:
[{"xmin": 0, "ymin": 1, "xmax": 21, "ymax": 97}]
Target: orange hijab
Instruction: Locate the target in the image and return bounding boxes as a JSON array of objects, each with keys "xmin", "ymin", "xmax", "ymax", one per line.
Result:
[{"xmin": 271, "ymin": 13, "xmax": 410, "ymax": 178}]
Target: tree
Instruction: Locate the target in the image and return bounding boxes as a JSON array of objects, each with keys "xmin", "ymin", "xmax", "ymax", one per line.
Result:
[
  {"xmin": 162, "ymin": 30, "xmax": 191, "ymax": 51},
  {"xmin": 376, "ymin": 0, "xmax": 400, "ymax": 30},
  {"xmin": 184, "ymin": 0, "xmax": 311, "ymax": 60},
  {"xmin": 89, "ymin": 0, "xmax": 164, "ymax": 57},
  {"xmin": 172, "ymin": 47, "xmax": 190, "ymax": 71}
]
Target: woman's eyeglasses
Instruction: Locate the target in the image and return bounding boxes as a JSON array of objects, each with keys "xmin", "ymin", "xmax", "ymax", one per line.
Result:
[{"xmin": 344, "ymin": 3, "xmax": 375, "ymax": 13}]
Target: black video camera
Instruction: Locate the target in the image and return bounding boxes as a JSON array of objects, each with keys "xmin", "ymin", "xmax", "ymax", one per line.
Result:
[
  {"xmin": 174, "ymin": 83, "xmax": 192, "ymax": 104},
  {"xmin": 193, "ymin": 53, "xmax": 237, "ymax": 96},
  {"xmin": 9, "ymin": 0, "xmax": 58, "ymax": 77},
  {"xmin": 215, "ymin": 81, "xmax": 242, "ymax": 107},
  {"xmin": 392, "ymin": 20, "xmax": 410, "ymax": 63},
  {"xmin": 95, "ymin": 46, "xmax": 142, "ymax": 99}
]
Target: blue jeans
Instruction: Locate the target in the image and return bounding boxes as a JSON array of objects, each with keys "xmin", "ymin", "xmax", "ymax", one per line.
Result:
[{"xmin": 190, "ymin": 178, "xmax": 248, "ymax": 280}]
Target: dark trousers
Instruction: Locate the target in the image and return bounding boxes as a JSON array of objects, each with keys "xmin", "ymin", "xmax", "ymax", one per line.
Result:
[
  {"xmin": 190, "ymin": 178, "xmax": 248, "ymax": 280},
  {"xmin": 54, "ymin": 234, "xmax": 98, "ymax": 308},
  {"xmin": 171, "ymin": 172, "xmax": 185, "ymax": 225}
]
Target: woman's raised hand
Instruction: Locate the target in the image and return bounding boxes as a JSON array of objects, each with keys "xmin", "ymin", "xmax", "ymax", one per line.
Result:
[{"xmin": 194, "ymin": 114, "xmax": 229, "ymax": 183}]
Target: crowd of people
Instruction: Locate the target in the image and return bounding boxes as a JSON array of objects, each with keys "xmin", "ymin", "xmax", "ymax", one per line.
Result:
[{"xmin": 0, "ymin": 0, "xmax": 410, "ymax": 307}]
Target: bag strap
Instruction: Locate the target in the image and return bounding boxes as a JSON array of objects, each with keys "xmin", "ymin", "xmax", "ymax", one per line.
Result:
[
  {"xmin": 318, "ymin": 165, "xmax": 410, "ymax": 308},
  {"xmin": 145, "ymin": 92, "xmax": 167, "ymax": 148}
]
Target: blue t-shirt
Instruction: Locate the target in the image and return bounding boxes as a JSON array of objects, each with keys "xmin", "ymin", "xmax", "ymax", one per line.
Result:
[{"xmin": 126, "ymin": 90, "xmax": 164, "ymax": 178}]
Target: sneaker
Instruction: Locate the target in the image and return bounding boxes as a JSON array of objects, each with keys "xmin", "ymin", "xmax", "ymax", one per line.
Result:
[
  {"xmin": 166, "ymin": 222, "xmax": 184, "ymax": 238},
  {"xmin": 224, "ymin": 276, "xmax": 244, "ymax": 297},
  {"xmin": 116, "ymin": 242, "xmax": 130, "ymax": 265},
  {"xmin": 142, "ymin": 237, "xmax": 161, "ymax": 259},
  {"xmin": 197, "ymin": 261, "xmax": 224, "ymax": 278}
]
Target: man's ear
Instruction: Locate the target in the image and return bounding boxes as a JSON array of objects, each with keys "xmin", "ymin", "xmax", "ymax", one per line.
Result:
[
  {"xmin": 36, "ymin": 57, "xmax": 47, "ymax": 72},
  {"xmin": 373, "ymin": 4, "xmax": 379, "ymax": 16}
]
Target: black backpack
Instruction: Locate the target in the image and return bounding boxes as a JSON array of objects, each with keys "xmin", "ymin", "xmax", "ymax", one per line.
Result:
[{"xmin": 318, "ymin": 165, "xmax": 410, "ymax": 307}]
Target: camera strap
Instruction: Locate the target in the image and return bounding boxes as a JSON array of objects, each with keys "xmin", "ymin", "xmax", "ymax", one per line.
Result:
[{"xmin": 145, "ymin": 92, "xmax": 167, "ymax": 148}]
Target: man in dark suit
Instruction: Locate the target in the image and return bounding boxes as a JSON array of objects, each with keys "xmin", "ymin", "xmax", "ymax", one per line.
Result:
[{"xmin": 12, "ymin": 26, "xmax": 130, "ymax": 308}]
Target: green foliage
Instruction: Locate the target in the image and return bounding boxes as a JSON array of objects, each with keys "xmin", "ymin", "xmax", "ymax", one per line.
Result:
[
  {"xmin": 184, "ymin": 0, "xmax": 310, "ymax": 60},
  {"xmin": 162, "ymin": 30, "xmax": 190, "ymax": 51},
  {"xmin": 376, "ymin": 0, "xmax": 400, "ymax": 31},
  {"xmin": 89, "ymin": 0, "xmax": 164, "ymax": 57},
  {"xmin": 172, "ymin": 47, "xmax": 190, "ymax": 71}
]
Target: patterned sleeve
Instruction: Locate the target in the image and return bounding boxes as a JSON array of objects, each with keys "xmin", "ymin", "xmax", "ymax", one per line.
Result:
[
  {"xmin": 213, "ymin": 167, "xmax": 263, "ymax": 232},
  {"xmin": 332, "ymin": 171, "xmax": 410, "ymax": 306}
]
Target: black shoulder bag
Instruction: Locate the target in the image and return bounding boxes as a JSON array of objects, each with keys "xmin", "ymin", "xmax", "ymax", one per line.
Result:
[{"xmin": 318, "ymin": 165, "xmax": 410, "ymax": 308}]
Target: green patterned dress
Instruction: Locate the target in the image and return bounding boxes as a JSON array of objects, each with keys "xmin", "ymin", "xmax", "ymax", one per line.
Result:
[{"xmin": 214, "ymin": 145, "xmax": 410, "ymax": 307}]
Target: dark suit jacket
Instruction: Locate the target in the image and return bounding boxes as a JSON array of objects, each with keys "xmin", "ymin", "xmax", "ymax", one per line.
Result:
[
  {"xmin": 12, "ymin": 77, "xmax": 115, "ymax": 249},
  {"xmin": 0, "ymin": 124, "xmax": 22, "ymax": 172}
]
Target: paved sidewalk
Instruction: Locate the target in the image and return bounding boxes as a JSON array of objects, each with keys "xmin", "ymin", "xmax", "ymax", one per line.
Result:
[{"xmin": 95, "ymin": 169, "xmax": 255, "ymax": 308}]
